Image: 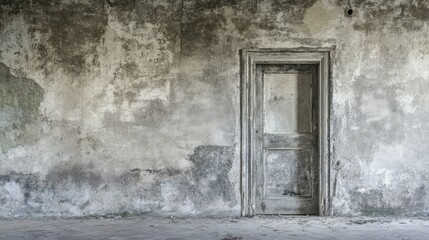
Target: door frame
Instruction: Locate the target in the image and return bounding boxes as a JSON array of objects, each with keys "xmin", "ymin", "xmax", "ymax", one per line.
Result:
[{"xmin": 240, "ymin": 48, "xmax": 332, "ymax": 216}]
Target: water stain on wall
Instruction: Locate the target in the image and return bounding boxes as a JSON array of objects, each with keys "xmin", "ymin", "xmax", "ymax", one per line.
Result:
[
  {"xmin": 46, "ymin": 163, "xmax": 103, "ymax": 190},
  {"xmin": 345, "ymin": 0, "xmax": 429, "ymax": 32},
  {"xmin": 27, "ymin": 1, "xmax": 108, "ymax": 77},
  {"xmin": 113, "ymin": 145, "xmax": 237, "ymax": 214}
]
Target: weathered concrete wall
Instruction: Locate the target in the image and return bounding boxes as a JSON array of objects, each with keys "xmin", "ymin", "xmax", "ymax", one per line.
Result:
[{"xmin": 0, "ymin": 0, "xmax": 428, "ymax": 217}]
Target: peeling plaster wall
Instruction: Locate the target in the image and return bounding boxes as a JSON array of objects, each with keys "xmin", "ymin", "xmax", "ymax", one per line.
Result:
[{"xmin": 0, "ymin": 0, "xmax": 428, "ymax": 217}]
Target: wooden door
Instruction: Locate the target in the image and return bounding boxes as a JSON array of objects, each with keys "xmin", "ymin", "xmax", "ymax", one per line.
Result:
[{"xmin": 254, "ymin": 64, "xmax": 319, "ymax": 215}]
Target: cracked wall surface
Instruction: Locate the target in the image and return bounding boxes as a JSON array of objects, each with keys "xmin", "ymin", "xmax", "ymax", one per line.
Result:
[{"xmin": 0, "ymin": 0, "xmax": 428, "ymax": 217}]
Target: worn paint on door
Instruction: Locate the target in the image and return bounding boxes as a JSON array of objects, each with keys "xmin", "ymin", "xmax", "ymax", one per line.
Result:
[{"xmin": 254, "ymin": 64, "xmax": 319, "ymax": 215}]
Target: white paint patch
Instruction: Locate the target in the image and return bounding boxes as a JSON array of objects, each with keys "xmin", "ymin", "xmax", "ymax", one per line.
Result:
[
  {"xmin": 177, "ymin": 198, "xmax": 196, "ymax": 214},
  {"xmin": 6, "ymin": 146, "xmax": 26, "ymax": 159},
  {"xmin": 398, "ymin": 95, "xmax": 416, "ymax": 114},
  {"xmin": 161, "ymin": 183, "xmax": 179, "ymax": 201},
  {"xmin": 407, "ymin": 49, "xmax": 429, "ymax": 80},
  {"xmin": 137, "ymin": 80, "xmax": 170, "ymax": 102},
  {"xmin": 3, "ymin": 182, "xmax": 24, "ymax": 201},
  {"xmin": 175, "ymin": 158, "xmax": 193, "ymax": 170},
  {"xmin": 372, "ymin": 144, "xmax": 405, "ymax": 171},
  {"xmin": 360, "ymin": 94, "xmax": 391, "ymax": 123}
]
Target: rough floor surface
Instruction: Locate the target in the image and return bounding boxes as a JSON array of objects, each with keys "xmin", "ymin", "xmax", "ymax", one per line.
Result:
[{"xmin": 1, "ymin": 216, "xmax": 429, "ymax": 240}]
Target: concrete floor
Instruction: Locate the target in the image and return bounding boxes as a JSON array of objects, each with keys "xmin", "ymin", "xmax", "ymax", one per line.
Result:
[{"xmin": 1, "ymin": 216, "xmax": 428, "ymax": 240}]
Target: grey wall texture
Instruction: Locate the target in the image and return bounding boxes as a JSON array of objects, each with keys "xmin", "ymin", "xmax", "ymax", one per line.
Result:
[{"xmin": 0, "ymin": 0, "xmax": 428, "ymax": 218}]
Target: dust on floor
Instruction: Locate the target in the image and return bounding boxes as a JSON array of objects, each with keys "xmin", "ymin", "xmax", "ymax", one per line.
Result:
[{"xmin": 1, "ymin": 216, "xmax": 428, "ymax": 240}]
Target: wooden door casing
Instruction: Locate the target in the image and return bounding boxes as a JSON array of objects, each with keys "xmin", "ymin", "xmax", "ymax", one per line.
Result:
[{"xmin": 240, "ymin": 49, "xmax": 331, "ymax": 216}]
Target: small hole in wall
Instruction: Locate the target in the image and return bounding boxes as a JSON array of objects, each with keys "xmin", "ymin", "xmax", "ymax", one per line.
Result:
[{"xmin": 347, "ymin": 9, "xmax": 353, "ymax": 16}]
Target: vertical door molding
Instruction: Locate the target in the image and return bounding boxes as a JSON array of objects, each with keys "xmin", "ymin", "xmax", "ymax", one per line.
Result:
[{"xmin": 240, "ymin": 48, "xmax": 332, "ymax": 216}]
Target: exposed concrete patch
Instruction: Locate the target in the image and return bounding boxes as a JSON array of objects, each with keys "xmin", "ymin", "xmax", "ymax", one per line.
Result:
[
  {"xmin": 0, "ymin": 171, "xmax": 41, "ymax": 217},
  {"xmin": 303, "ymin": 1, "xmax": 340, "ymax": 34},
  {"xmin": 0, "ymin": 63, "xmax": 44, "ymax": 153},
  {"xmin": 187, "ymin": 145, "xmax": 236, "ymax": 207}
]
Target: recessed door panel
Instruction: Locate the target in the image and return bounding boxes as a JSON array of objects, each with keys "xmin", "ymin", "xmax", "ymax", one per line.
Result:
[
  {"xmin": 264, "ymin": 149, "xmax": 313, "ymax": 198},
  {"xmin": 264, "ymin": 73, "xmax": 312, "ymax": 134}
]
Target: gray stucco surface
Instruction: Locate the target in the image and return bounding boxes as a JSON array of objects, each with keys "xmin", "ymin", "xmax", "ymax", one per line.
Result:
[{"xmin": 0, "ymin": 0, "xmax": 428, "ymax": 217}]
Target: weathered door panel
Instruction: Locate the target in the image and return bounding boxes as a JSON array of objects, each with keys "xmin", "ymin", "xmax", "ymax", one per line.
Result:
[{"xmin": 254, "ymin": 64, "xmax": 319, "ymax": 215}]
